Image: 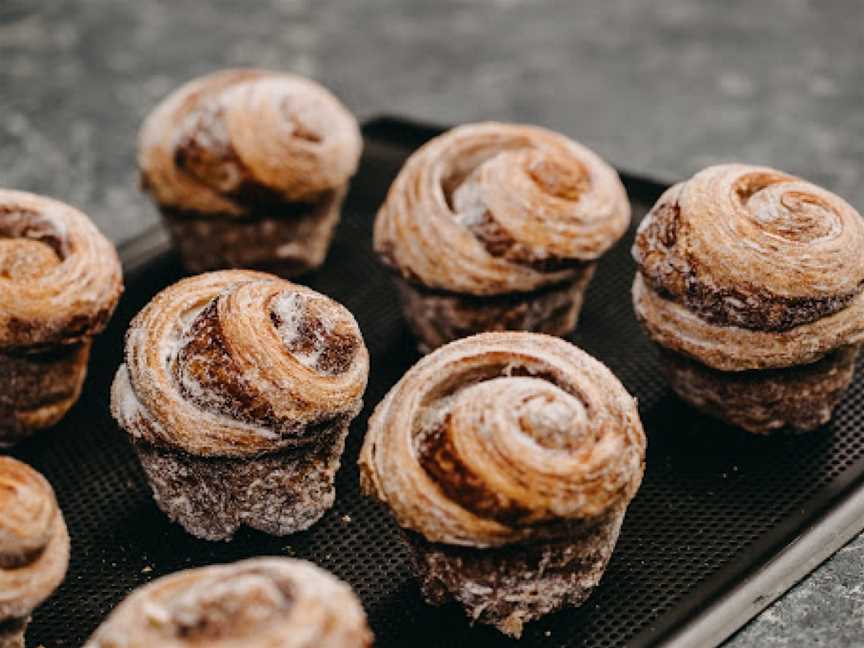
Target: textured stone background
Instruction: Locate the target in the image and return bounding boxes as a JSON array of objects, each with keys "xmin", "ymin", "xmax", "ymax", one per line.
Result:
[{"xmin": 1, "ymin": 1, "xmax": 862, "ymax": 645}]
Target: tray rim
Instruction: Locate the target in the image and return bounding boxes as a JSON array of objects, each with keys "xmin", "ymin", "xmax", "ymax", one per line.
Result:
[{"xmin": 115, "ymin": 115, "xmax": 864, "ymax": 648}]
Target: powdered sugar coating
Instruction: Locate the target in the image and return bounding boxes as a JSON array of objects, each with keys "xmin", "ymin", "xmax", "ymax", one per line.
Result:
[
  {"xmin": 111, "ymin": 270, "xmax": 368, "ymax": 457},
  {"xmin": 84, "ymin": 558, "xmax": 372, "ymax": 648},
  {"xmin": 359, "ymin": 332, "xmax": 645, "ymax": 547},
  {"xmin": 138, "ymin": 68, "xmax": 362, "ymax": 216},
  {"xmin": 632, "ymin": 164, "xmax": 864, "ymax": 372},
  {"xmin": 0, "ymin": 190, "xmax": 122, "ymax": 349},
  {"xmin": 0, "ymin": 457, "xmax": 69, "ymax": 622},
  {"xmin": 374, "ymin": 122, "xmax": 630, "ymax": 296}
]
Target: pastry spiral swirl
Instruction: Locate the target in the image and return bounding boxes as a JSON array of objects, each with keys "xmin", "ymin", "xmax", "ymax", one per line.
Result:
[
  {"xmin": 633, "ymin": 164, "xmax": 864, "ymax": 370},
  {"xmin": 112, "ymin": 270, "xmax": 369, "ymax": 457},
  {"xmin": 84, "ymin": 558, "xmax": 372, "ymax": 648},
  {"xmin": 0, "ymin": 189, "xmax": 122, "ymax": 349},
  {"xmin": 138, "ymin": 69, "xmax": 362, "ymax": 216},
  {"xmin": 359, "ymin": 332, "xmax": 645, "ymax": 547},
  {"xmin": 374, "ymin": 122, "xmax": 630, "ymax": 295},
  {"xmin": 0, "ymin": 457, "xmax": 69, "ymax": 621}
]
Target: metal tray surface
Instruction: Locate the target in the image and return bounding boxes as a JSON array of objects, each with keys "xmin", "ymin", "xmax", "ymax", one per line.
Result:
[{"xmin": 11, "ymin": 117, "xmax": 864, "ymax": 647}]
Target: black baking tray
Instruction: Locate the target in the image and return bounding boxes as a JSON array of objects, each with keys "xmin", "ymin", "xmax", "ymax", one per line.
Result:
[{"xmin": 10, "ymin": 117, "xmax": 864, "ymax": 648}]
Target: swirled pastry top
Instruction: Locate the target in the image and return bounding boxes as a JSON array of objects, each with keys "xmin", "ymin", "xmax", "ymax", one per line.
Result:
[
  {"xmin": 0, "ymin": 189, "xmax": 123, "ymax": 349},
  {"xmin": 359, "ymin": 332, "xmax": 646, "ymax": 547},
  {"xmin": 0, "ymin": 456, "xmax": 70, "ymax": 621},
  {"xmin": 632, "ymin": 164, "xmax": 864, "ymax": 370},
  {"xmin": 111, "ymin": 270, "xmax": 369, "ymax": 457},
  {"xmin": 633, "ymin": 164, "xmax": 864, "ymax": 331},
  {"xmin": 374, "ymin": 122, "xmax": 630, "ymax": 296},
  {"xmin": 84, "ymin": 558, "xmax": 373, "ymax": 648},
  {"xmin": 138, "ymin": 68, "xmax": 362, "ymax": 215}
]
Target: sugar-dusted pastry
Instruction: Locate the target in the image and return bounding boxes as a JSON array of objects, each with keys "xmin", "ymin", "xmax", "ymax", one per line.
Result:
[
  {"xmin": 111, "ymin": 270, "xmax": 369, "ymax": 540},
  {"xmin": 84, "ymin": 557, "xmax": 373, "ymax": 648},
  {"xmin": 138, "ymin": 68, "xmax": 362, "ymax": 275},
  {"xmin": 359, "ymin": 332, "xmax": 646, "ymax": 637},
  {"xmin": 0, "ymin": 457, "xmax": 70, "ymax": 648},
  {"xmin": 374, "ymin": 122, "xmax": 630, "ymax": 353},
  {"xmin": 633, "ymin": 164, "xmax": 864, "ymax": 433},
  {"xmin": 0, "ymin": 189, "xmax": 123, "ymax": 445}
]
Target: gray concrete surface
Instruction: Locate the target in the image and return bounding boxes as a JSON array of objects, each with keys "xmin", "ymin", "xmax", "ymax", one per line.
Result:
[{"xmin": 1, "ymin": 1, "xmax": 862, "ymax": 645}]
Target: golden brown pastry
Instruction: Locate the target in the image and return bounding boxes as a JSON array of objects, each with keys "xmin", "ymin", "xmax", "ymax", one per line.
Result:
[
  {"xmin": 138, "ymin": 68, "xmax": 362, "ymax": 275},
  {"xmin": 0, "ymin": 457, "xmax": 69, "ymax": 648},
  {"xmin": 111, "ymin": 270, "xmax": 369, "ymax": 540},
  {"xmin": 83, "ymin": 557, "xmax": 372, "ymax": 648},
  {"xmin": 374, "ymin": 122, "xmax": 630, "ymax": 353},
  {"xmin": 359, "ymin": 332, "xmax": 645, "ymax": 637},
  {"xmin": 0, "ymin": 189, "xmax": 123, "ymax": 445},
  {"xmin": 633, "ymin": 164, "xmax": 864, "ymax": 433}
]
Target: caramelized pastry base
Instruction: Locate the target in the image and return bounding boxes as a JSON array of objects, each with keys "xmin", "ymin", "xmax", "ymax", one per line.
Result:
[
  {"xmin": 660, "ymin": 344, "xmax": 859, "ymax": 434},
  {"xmin": 405, "ymin": 504, "xmax": 625, "ymax": 638},
  {"xmin": 394, "ymin": 265, "xmax": 594, "ymax": 354},
  {"xmin": 0, "ymin": 341, "xmax": 91, "ymax": 446},
  {"xmin": 133, "ymin": 424, "xmax": 348, "ymax": 541},
  {"xmin": 0, "ymin": 616, "xmax": 27, "ymax": 648},
  {"xmin": 160, "ymin": 186, "xmax": 346, "ymax": 277}
]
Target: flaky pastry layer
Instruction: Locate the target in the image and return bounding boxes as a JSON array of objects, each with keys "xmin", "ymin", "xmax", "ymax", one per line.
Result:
[
  {"xmin": 0, "ymin": 190, "xmax": 122, "ymax": 349},
  {"xmin": 374, "ymin": 122, "xmax": 630, "ymax": 295},
  {"xmin": 111, "ymin": 270, "xmax": 368, "ymax": 457},
  {"xmin": 359, "ymin": 332, "xmax": 645, "ymax": 547},
  {"xmin": 0, "ymin": 457, "xmax": 69, "ymax": 621},
  {"xmin": 139, "ymin": 68, "xmax": 362, "ymax": 216},
  {"xmin": 84, "ymin": 558, "xmax": 372, "ymax": 648}
]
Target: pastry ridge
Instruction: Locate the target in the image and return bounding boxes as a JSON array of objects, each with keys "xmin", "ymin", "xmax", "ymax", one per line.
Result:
[
  {"xmin": 374, "ymin": 122, "xmax": 630, "ymax": 296},
  {"xmin": 83, "ymin": 557, "xmax": 372, "ymax": 648},
  {"xmin": 112, "ymin": 270, "xmax": 369, "ymax": 457},
  {"xmin": 0, "ymin": 189, "xmax": 123, "ymax": 349},
  {"xmin": 359, "ymin": 331, "xmax": 646, "ymax": 547},
  {"xmin": 0, "ymin": 457, "xmax": 69, "ymax": 621},
  {"xmin": 138, "ymin": 68, "xmax": 362, "ymax": 216},
  {"xmin": 633, "ymin": 164, "xmax": 864, "ymax": 332},
  {"xmin": 632, "ymin": 164, "xmax": 864, "ymax": 371}
]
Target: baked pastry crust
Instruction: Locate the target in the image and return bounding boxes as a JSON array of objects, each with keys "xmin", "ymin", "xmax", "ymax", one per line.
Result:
[
  {"xmin": 0, "ymin": 190, "xmax": 121, "ymax": 442},
  {"xmin": 160, "ymin": 186, "xmax": 345, "ymax": 275},
  {"xmin": 359, "ymin": 332, "xmax": 644, "ymax": 635},
  {"xmin": 394, "ymin": 267, "xmax": 594, "ymax": 354},
  {"xmin": 0, "ymin": 189, "xmax": 122, "ymax": 350},
  {"xmin": 84, "ymin": 558, "xmax": 372, "ymax": 648},
  {"xmin": 374, "ymin": 122, "xmax": 630, "ymax": 296},
  {"xmin": 112, "ymin": 271, "xmax": 368, "ymax": 539},
  {"xmin": 633, "ymin": 165, "xmax": 864, "ymax": 371},
  {"xmin": 0, "ymin": 342, "xmax": 91, "ymax": 445},
  {"xmin": 138, "ymin": 69, "xmax": 362, "ymax": 275},
  {"xmin": 659, "ymin": 344, "xmax": 859, "ymax": 434},
  {"xmin": 139, "ymin": 69, "xmax": 362, "ymax": 216},
  {"xmin": 359, "ymin": 332, "xmax": 645, "ymax": 547},
  {"xmin": 0, "ymin": 457, "xmax": 69, "ymax": 627},
  {"xmin": 132, "ymin": 429, "xmax": 349, "ymax": 541},
  {"xmin": 406, "ymin": 504, "xmax": 625, "ymax": 637},
  {"xmin": 112, "ymin": 270, "xmax": 369, "ymax": 458}
]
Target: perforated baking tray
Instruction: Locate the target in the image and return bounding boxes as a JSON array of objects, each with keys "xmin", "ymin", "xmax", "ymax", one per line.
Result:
[{"xmin": 10, "ymin": 117, "xmax": 864, "ymax": 648}]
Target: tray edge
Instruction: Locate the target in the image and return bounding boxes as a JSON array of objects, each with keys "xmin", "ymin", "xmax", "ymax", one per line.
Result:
[{"xmin": 666, "ymin": 485, "xmax": 864, "ymax": 647}]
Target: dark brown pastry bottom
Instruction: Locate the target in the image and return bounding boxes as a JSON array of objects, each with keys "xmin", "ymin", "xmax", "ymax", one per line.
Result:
[
  {"xmin": 160, "ymin": 186, "xmax": 346, "ymax": 277},
  {"xmin": 133, "ymin": 424, "xmax": 350, "ymax": 541},
  {"xmin": 0, "ymin": 616, "xmax": 27, "ymax": 648},
  {"xmin": 394, "ymin": 265, "xmax": 595, "ymax": 354},
  {"xmin": 405, "ymin": 505, "xmax": 625, "ymax": 638},
  {"xmin": 660, "ymin": 345, "xmax": 860, "ymax": 434},
  {"xmin": 0, "ymin": 341, "xmax": 91, "ymax": 447}
]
